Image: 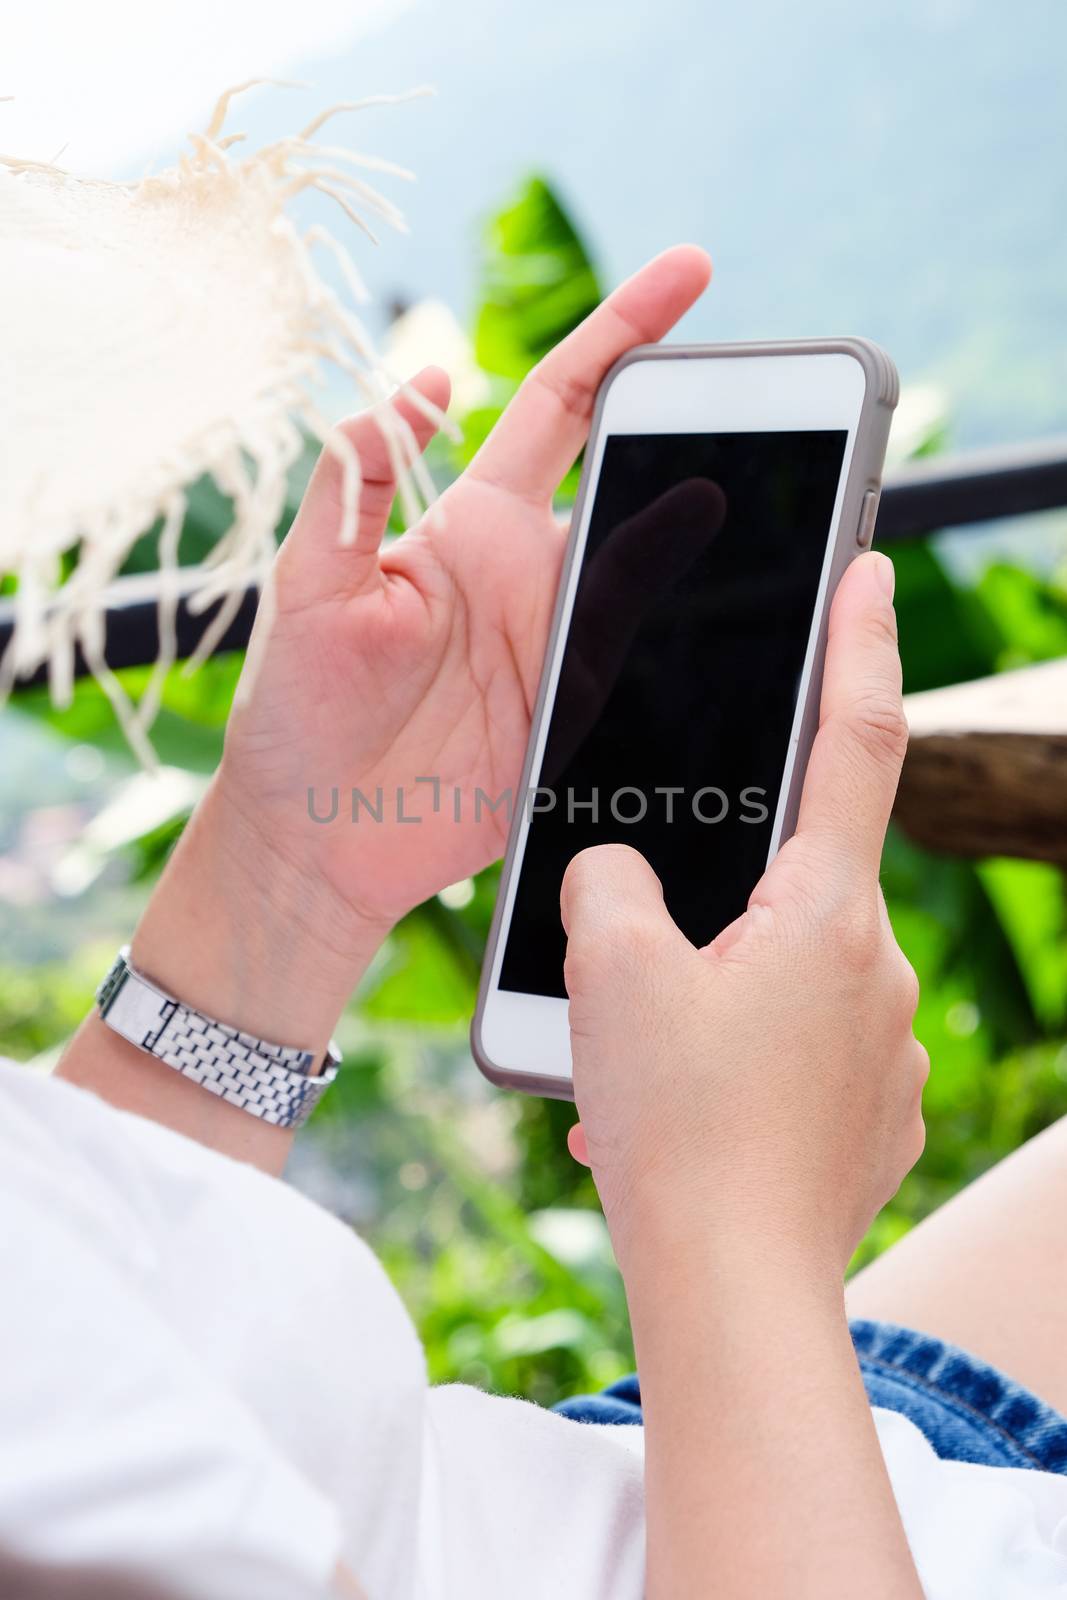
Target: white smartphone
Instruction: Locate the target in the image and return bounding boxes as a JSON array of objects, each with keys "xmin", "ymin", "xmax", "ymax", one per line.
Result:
[{"xmin": 472, "ymin": 338, "xmax": 899, "ymax": 1097}]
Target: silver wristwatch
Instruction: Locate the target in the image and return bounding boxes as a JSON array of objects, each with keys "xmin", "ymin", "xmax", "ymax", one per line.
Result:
[{"xmin": 95, "ymin": 947, "xmax": 340, "ymax": 1129}]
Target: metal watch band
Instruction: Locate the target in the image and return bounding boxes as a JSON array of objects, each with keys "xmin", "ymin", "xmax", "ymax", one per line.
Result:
[{"xmin": 95, "ymin": 947, "xmax": 340, "ymax": 1129}]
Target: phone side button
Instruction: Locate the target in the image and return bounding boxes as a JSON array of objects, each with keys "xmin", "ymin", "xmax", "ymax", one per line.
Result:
[{"xmin": 856, "ymin": 489, "xmax": 880, "ymax": 549}]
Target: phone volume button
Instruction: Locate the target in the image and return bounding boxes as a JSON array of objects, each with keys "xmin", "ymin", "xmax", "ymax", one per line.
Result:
[{"xmin": 856, "ymin": 489, "xmax": 880, "ymax": 549}]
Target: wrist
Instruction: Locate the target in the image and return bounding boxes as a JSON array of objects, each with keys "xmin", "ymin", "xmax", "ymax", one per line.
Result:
[
  {"xmin": 131, "ymin": 773, "xmax": 390, "ymax": 1059},
  {"xmin": 212, "ymin": 757, "xmax": 396, "ymax": 957},
  {"xmin": 608, "ymin": 1177, "xmax": 848, "ymax": 1308},
  {"xmin": 624, "ymin": 1217, "xmax": 850, "ymax": 1373},
  {"xmin": 60, "ymin": 774, "xmax": 392, "ymax": 1174}
]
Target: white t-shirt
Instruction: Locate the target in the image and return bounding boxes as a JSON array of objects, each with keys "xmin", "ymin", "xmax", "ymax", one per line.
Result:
[{"xmin": 2, "ymin": 1060, "xmax": 1067, "ymax": 1599}]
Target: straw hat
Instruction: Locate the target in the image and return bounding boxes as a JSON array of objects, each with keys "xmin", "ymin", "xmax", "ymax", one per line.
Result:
[{"xmin": 0, "ymin": 81, "xmax": 443, "ymax": 759}]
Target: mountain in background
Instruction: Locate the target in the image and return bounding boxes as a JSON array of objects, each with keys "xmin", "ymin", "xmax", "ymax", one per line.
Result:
[{"xmin": 235, "ymin": 0, "xmax": 1066, "ymax": 452}]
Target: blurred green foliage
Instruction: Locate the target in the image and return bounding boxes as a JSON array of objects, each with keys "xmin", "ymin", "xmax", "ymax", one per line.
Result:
[{"xmin": 2, "ymin": 175, "xmax": 1066, "ymax": 1404}]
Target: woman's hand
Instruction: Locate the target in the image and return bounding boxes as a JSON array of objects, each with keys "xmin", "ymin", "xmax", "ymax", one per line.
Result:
[
  {"xmin": 561, "ymin": 550, "xmax": 927, "ymax": 1281},
  {"xmin": 561, "ymin": 551, "xmax": 927, "ymax": 1600},
  {"xmin": 61, "ymin": 247, "xmax": 711, "ymax": 1175},
  {"xmin": 216, "ymin": 246, "xmax": 713, "ymax": 953}
]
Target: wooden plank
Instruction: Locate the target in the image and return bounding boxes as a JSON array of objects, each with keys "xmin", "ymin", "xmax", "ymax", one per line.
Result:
[{"xmin": 895, "ymin": 660, "xmax": 1067, "ymax": 862}]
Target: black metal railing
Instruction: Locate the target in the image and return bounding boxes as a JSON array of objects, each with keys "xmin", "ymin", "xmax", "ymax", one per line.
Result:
[
  {"xmin": 875, "ymin": 436, "xmax": 1067, "ymax": 540},
  {"xmin": 3, "ymin": 437, "xmax": 1067, "ymax": 690}
]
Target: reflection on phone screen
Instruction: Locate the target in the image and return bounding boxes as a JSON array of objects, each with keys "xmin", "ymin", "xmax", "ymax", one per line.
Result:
[{"xmin": 499, "ymin": 429, "xmax": 847, "ymax": 999}]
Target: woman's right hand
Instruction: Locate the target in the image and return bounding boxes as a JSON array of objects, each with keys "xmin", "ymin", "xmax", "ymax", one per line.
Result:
[{"xmin": 561, "ymin": 550, "xmax": 927, "ymax": 1282}]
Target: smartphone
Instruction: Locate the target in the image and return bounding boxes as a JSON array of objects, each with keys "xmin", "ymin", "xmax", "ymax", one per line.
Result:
[{"xmin": 472, "ymin": 338, "xmax": 898, "ymax": 1096}]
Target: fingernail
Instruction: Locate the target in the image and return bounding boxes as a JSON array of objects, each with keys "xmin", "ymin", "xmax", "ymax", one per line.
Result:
[{"xmin": 873, "ymin": 552, "xmax": 896, "ymax": 600}]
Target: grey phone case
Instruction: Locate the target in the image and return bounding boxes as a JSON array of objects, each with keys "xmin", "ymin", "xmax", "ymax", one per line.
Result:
[{"xmin": 471, "ymin": 337, "xmax": 899, "ymax": 1099}]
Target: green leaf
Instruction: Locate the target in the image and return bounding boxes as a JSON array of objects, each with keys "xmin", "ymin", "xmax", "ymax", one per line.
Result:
[
  {"xmin": 882, "ymin": 824, "xmax": 1044, "ymax": 1048},
  {"xmin": 16, "ymin": 656, "xmax": 239, "ymax": 773},
  {"xmin": 444, "ymin": 175, "xmax": 602, "ymax": 494},
  {"xmin": 473, "ymin": 176, "xmax": 602, "ymax": 384},
  {"xmin": 361, "ymin": 907, "xmax": 479, "ymax": 1024},
  {"xmin": 974, "ymin": 562, "xmax": 1067, "ymax": 670},
  {"xmin": 891, "ymin": 538, "xmax": 1001, "ymax": 693},
  {"xmin": 976, "ymin": 859, "xmax": 1067, "ymax": 1033}
]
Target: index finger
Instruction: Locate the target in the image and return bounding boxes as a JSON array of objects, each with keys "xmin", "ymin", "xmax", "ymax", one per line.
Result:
[
  {"xmin": 793, "ymin": 552, "xmax": 907, "ymax": 879},
  {"xmin": 468, "ymin": 245, "xmax": 712, "ymax": 504}
]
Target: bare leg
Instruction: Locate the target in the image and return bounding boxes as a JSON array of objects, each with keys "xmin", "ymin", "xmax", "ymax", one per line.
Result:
[{"xmin": 847, "ymin": 1113, "xmax": 1067, "ymax": 1416}]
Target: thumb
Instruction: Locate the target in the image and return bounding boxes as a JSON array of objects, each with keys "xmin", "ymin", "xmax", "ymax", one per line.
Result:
[{"xmin": 560, "ymin": 844, "xmax": 684, "ymax": 1011}]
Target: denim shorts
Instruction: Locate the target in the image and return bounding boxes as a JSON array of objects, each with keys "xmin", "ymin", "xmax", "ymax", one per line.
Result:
[{"xmin": 553, "ymin": 1318, "xmax": 1067, "ymax": 1474}]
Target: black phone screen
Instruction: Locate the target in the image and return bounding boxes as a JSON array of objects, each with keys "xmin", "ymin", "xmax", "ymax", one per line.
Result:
[{"xmin": 498, "ymin": 429, "xmax": 848, "ymax": 1000}]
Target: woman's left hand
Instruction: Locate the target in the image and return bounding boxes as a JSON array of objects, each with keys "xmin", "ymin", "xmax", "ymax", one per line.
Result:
[
  {"xmin": 217, "ymin": 247, "xmax": 712, "ymax": 952},
  {"xmin": 60, "ymin": 247, "xmax": 711, "ymax": 1173}
]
